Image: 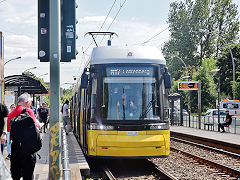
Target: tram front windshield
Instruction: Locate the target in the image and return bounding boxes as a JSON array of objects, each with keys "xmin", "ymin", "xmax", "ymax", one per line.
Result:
[{"xmin": 100, "ymin": 66, "xmax": 161, "ymax": 121}]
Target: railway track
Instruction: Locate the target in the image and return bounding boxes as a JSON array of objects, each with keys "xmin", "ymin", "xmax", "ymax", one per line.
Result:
[
  {"xmin": 171, "ymin": 137, "xmax": 240, "ymax": 159},
  {"xmin": 171, "ymin": 131, "xmax": 240, "ymax": 154},
  {"xmin": 103, "ymin": 167, "xmax": 116, "ymax": 180},
  {"xmin": 146, "ymin": 160, "xmax": 178, "ymax": 180},
  {"xmin": 171, "ymin": 146, "xmax": 240, "ymax": 177},
  {"xmin": 87, "ymin": 158, "xmax": 178, "ymax": 179},
  {"xmin": 170, "ymin": 135, "xmax": 240, "ymax": 178}
]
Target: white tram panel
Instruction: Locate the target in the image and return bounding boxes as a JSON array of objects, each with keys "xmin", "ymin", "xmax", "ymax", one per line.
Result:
[{"xmin": 89, "ymin": 46, "xmax": 166, "ymax": 65}]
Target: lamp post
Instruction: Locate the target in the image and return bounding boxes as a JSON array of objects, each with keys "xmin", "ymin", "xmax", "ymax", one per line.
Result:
[
  {"xmin": 199, "ymin": 29, "xmax": 235, "ymax": 99},
  {"xmin": 210, "ymin": 69, "xmax": 220, "ymax": 131},
  {"xmin": 4, "ymin": 56, "xmax": 21, "ymax": 65},
  {"xmin": 163, "ymin": 51, "xmax": 191, "ymax": 126}
]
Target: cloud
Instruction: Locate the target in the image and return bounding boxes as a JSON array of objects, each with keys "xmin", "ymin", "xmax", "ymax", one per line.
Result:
[
  {"xmin": 1, "ymin": 1, "xmax": 170, "ymax": 88},
  {"xmin": 79, "ymin": 16, "xmax": 116, "ymax": 24},
  {"xmin": 5, "ymin": 16, "xmax": 37, "ymax": 26}
]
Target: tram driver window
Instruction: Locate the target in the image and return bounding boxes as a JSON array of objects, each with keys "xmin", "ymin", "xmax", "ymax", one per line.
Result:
[{"xmin": 102, "ymin": 76, "xmax": 160, "ymax": 120}]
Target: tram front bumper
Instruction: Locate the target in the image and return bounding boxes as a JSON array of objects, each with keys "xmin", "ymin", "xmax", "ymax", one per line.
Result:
[{"xmin": 94, "ymin": 132, "xmax": 169, "ymax": 157}]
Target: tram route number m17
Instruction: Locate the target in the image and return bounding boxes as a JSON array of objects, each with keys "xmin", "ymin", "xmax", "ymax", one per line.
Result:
[{"xmin": 178, "ymin": 81, "xmax": 199, "ymax": 90}]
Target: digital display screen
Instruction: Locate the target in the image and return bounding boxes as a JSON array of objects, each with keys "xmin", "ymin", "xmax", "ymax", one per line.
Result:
[{"xmin": 106, "ymin": 67, "xmax": 153, "ymax": 77}]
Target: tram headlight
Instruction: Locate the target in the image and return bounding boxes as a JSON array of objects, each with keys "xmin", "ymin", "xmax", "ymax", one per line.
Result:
[
  {"xmin": 89, "ymin": 123, "xmax": 114, "ymax": 130},
  {"xmin": 150, "ymin": 123, "xmax": 169, "ymax": 130}
]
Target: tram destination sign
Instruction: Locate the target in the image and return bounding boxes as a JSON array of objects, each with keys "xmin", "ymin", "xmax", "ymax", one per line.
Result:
[
  {"xmin": 178, "ymin": 81, "xmax": 199, "ymax": 90},
  {"xmin": 107, "ymin": 67, "xmax": 153, "ymax": 77}
]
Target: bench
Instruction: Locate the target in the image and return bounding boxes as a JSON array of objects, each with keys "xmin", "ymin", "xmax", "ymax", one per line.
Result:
[
  {"xmin": 171, "ymin": 122, "xmax": 182, "ymax": 126},
  {"xmin": 223, "ymin": 124, "xmax": 230, "ymax": 132},
  {"xmin": 204, "ymin": 123, "xmax": 214, "ymax": 131}
]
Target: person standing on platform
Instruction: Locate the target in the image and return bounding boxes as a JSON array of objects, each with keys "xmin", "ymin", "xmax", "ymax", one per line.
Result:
[
  {"xmin": 6, "ymin": 104, "xmax": 15, "ymax": 160},
  {"xmin": 38, "ymin": 103, "xmax": 49, "ymax": 133},
  {"xmin": 0, "ymin": 103, "xmax": 9, "ymax": 154},
  {"xmin": 7, "ymin": 93, "xmax": 40, "ymax": 180},
  {"xmin": 218, "ymin": 110, "xmax": 232, "ymax": 133},
  {"xmin": 62, "ymin": 100, "xmax": 70, "ymax": 135}
]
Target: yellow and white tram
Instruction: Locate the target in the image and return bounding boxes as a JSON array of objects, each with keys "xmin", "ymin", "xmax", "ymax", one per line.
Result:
[{"xmin": 71, "ymin": 45, "xmax": 171, "ymax": 158}]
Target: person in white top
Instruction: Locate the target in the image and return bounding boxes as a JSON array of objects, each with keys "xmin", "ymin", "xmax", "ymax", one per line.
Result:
[{"xmin": 62, "ymin": 100, "xmax": 70, "ymax": 135}]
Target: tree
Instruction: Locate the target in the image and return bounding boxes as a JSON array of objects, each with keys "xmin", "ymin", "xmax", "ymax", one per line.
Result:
[
  {"xmin": 163, "ymin": 0, "xmax": 199, "ymax": 80},
  {"xmin": 164, "ymin": 0, "xmax": 239, "ymax": 79},
  {"xmin": 189, "ymin": 58, "xmax": 217, "ymax": 113},
  {"xmin": 212, "ymin": 0, "xmax": 240, "ymax": 57},
  {"xmin": 61, "ymin": 89, "xmax": 72, "ymax": 104},
  {"xmin": 216, "ymin": 43, "xmax": 240, "ymax": 99}
]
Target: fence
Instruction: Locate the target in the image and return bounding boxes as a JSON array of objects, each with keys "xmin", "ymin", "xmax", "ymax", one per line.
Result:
[{"xmin": 178, "ymin": 114, "xmax": 240, "ymax": 134}]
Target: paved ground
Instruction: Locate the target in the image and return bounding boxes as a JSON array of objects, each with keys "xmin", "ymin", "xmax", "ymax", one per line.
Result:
[
  {"xmin": 170, "ymin": 125, "xmax": 240, "ymax": 145},
  {"xmin": 2, "ymin": 128, "xmax": 89, "ymax": 180}
]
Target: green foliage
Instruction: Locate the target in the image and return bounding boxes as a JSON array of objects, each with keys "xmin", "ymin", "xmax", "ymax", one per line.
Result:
[
  {"xmin": 232, "ymin": 82, "xmax": 240, "ymax": 100},
  {"xmin": 61, "ymin": 89, "xmax": 72, "ymax": 104},
  {"xmin": 165, "ymin": 0, "xmax": 240, "ymax": 111},
  {"xmin": 216, "ymin": 43, "xmax": 240, "ymax": 99},
  {"xmin": 189, "ymin": 58, "xmax": 217, "ymax": 113},
  {"xmin": 164, "ymin": 0, "xmax": 239, "ymax": 80}
]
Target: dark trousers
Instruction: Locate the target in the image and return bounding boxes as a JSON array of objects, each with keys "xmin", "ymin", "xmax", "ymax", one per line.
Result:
[
  {"xmin": 10, "ymin": 141, "xmax": 36, "ymax": 180},
  {"xmin": 218, "ymin": 122, "xmax": 229, "ymax": 132},
  {"xmin": 1, "ymin": 143, "xmax": 4, "ymax": 154},
  {"xmin": 40, "ymin": 118, "xmax": 48, "ymax": 133}
]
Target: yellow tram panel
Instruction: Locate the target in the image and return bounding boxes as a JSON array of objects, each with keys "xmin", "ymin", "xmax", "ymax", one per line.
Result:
[
  {"xmin": 97, "ymin": 134, "xmax": 165, "ymax": 147},
  {"xmin": 87, "ymin": 130, "xmax": 170, "ymax": 157},
  {"xmin": 96, "ymin": 146, "xmax": 166, "ymax": 157}
]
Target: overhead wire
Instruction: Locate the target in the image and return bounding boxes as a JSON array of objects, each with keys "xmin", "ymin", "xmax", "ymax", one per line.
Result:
[
  {"xmin": 99, "ymin": 0, "xmax": 127, "ymax": 46},
  {"xmin": 78, "ymin": 0, "xmax": 123, "ymax": 77},
  {"xmin": 82, "ymin": 0, "xmax": 127, "ymax": 69},
  {"xmin": 79, "ymin": 0, "xmax": 119, "ymax": 77},
  {"xmin": 82, "ymin": 0, "xmax": 117, "ymax": 54},
  {"xmin": 140, "ymin": 27, "xmax": 169, "ymax": 45}
]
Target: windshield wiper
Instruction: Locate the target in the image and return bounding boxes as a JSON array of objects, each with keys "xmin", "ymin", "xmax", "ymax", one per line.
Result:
[{"xmin": 140, "ymin": 99, "xmax": 156, "ymax": 120}]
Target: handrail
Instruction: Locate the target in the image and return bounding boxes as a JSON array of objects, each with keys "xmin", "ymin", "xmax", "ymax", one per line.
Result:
[{"xmin": 62, "ymin": 129, "xmax": 71, "ymax": 179}]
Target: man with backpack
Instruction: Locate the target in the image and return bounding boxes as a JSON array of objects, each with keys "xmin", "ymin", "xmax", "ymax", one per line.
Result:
[{"xmin": 7, "ymin": 93, "xmax": 41, "ymax": 180}]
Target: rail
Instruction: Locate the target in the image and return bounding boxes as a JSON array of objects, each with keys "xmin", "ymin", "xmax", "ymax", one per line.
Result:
[
  {"xmin": 103, "ymin": 167, "xmax": 116, "ymax": 180},
  {"xmin": 171, "ymin": 147, "xmax": 240, "ymax": 177},
  {"xmin": 62, "ymin": 129, "xmax": 71, "ymax": 180},
  {"xmin": 171, "ymin": 137, "xmax": 240, "ymax": 159}
]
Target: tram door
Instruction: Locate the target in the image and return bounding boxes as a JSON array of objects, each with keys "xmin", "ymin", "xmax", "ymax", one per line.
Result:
[{"xmin": 82, "ymin": 88, "xmax": 88, "ymax": 154}]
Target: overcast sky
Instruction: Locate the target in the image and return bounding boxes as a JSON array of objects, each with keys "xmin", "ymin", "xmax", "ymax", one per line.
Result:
[{"xmin": 0, "ymin": 0, "xmax": 239, "ymax": 88}]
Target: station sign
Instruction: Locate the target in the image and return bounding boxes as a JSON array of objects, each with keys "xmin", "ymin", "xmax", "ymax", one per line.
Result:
[{"xmin": 178, "ymin": 81, "xmax": 199, "ymax": 90}]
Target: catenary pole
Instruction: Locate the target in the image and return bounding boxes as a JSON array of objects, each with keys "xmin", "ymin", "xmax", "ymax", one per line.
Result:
[{"xmin": 49, "ymin": 0, "xmax": 61, "ymax": 179}]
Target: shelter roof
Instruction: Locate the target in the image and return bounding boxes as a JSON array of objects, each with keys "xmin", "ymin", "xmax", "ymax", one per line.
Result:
[{"xmin": 4, "ymin": 75, "xmax": 48, "ymax": 94}]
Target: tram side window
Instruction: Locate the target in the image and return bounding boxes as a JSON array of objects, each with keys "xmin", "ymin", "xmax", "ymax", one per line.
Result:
[{"xmin": 90, "ymin": 78, "xmax": 97, "ymax": 119}]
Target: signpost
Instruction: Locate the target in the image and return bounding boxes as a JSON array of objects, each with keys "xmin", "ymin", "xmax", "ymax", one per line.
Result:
[
  {"xmin": 0, "ymin": 32, "xmax": 3, "ymax": 103},
  {"xmin": 178, "ymin": 81, "xmax": 202, "ymax": 129},
  {"xmin": 178, "ymin": 81, "xmax": 198, "ymax": 90}
]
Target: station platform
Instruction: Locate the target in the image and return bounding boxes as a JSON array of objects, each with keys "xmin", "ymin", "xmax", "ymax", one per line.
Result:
[
  {"xmin": 2, "ymin": 129, "xmax": 89, "ymax": 180},
  {"xmin": 170, "ymin": 125, "xmax": 240, "ymax": 146}
]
